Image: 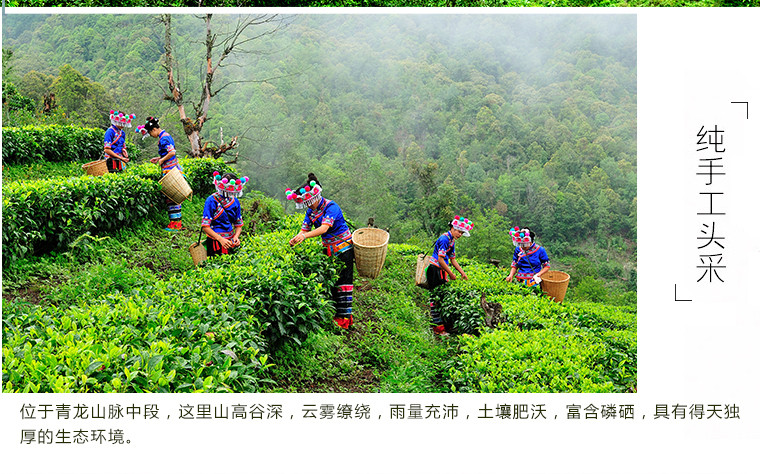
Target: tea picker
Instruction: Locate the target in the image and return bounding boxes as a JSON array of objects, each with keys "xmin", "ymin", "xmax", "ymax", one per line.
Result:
[
  {"xmin": 505, "ymin": 227, "xmax": 550, "ymax": 287},
  {"xmin": 287, "ymin": 173, "xmax": 355, "ymax": 330},
  {"xmin": 103, "ymin": 109, "xmax": 134, "ymax": 173},
  {"xmin": 425, "ymin": 216, "xmax": 472, "ymax": 336},
  {"xmin": 201, "ymin": 171, "xmax": 248, "ymax": 257},
  {"xmin": 137, "ymin": 117, "xmax": 184, "ymax": 231}
]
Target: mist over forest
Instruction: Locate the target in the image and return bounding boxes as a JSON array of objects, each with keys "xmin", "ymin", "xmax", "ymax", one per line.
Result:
[{"xmin": 2, "ymin": 14, "xmax": 637, "ymax": 292}]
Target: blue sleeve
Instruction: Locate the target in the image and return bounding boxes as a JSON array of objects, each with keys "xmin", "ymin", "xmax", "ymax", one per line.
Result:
[
  {"xmin": 301, "ymin": 211, "xmax": 312, "ymax": 231},
  {"xmin": 539, "ymin": 247, "xmax": 550, "ymax": 267},
  {"xmin": 201, "ymin": 196, "xmax": 216, "ymax": 227},
  {"xmin": 511, "ymin": 247, "xmax": 520, "ymax": 267},
  {"xmin": 104, "ymin": 128, "xmax": 115, "ymax": 147},
  {"xmin": 159, "ymin": 135, "xmax": 176, "ymax": 154},
  {"xmin": 434, "ymin": 234, "xmax": 449, "ymax": 259},
  {"xmin": 233, "ymin": 199, "xmax": 243, "ymax": 227},
  {"xmin": 322, "ymin": 202, "xmax": 342, "ymax": 227}
]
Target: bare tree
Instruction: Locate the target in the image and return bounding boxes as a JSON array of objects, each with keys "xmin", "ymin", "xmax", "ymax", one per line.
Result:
[{"xmin": 159, "ymin": 13, "xmax": 287, "ymax": 159}]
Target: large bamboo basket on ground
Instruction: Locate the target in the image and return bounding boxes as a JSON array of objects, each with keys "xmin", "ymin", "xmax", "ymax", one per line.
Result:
[
  {"xmin": 352, "ymin": 227, "xmax": 390, "ymax": 279},
  {"xmin": 82, "ymin": 160, "xmax": 108, "ymax": 176},
  {"xmin": 540, "ymin": 270, "xmax": 570, "ymax": 303},
  {"xmin": 189, "ymin": 242, "xmax": 207, "ymax": 266},
  {"xmin": 159, "ymin": 167, "xmax": 192, "ymax": 205}
]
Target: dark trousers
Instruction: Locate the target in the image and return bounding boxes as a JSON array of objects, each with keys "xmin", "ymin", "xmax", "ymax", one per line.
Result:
[
  {"xmin": 426, "ymin": 264, "xmax": 448, "ymax": 326},
  {"xmin": 331, "ymin": 247, "xmax": 354, "ymax": 319}
]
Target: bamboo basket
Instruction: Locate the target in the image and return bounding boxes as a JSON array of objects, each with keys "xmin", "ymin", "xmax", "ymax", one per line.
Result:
[
  {"xmin": 159, "ymin": 167, "xmax": 192, "ymax": 205},
  {"xmin": 352, "ymin": 227, "xmax": 390, "ymax": 279},
  {"xmin": 540, "ymin": 270, "xmax": 570, "ymax": 303},
  {"xmin": 82, "ymin": 160, "xmax": 108, "ymax": 177},
  {"xmin": 415, "ymin": 254, "xmax": 430, "ymax": 289},
  {"xmin": 189, "ymin": 242, "xmax": 207, "ymax": 266}
]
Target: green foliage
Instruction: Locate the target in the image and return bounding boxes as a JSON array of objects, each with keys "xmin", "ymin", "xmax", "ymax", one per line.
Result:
[
  {"xmin": 1, "ymin": 156, "xmax": 233, "ymax": 265},
  {"xmin": 2, "ymin": 125, "xmax": 137, "ymax": 165},
  {"xmin": 51, "ymin": 64, "xmax": 110, "ymax": 127},
  {"xmin": 2, "ymin": 82, "xmax": 36, "ymax": 112},
  {"xmin": 2, "ymin": 226, "xmax": 337, "ymax": 393},
  {"xmin": 2, "ymin": 15, "xmax": 641, "ymax": 394},
  {"xmin": 432, "ymin": 262, "xmax": 538, "ymax": 334},
  {"xmin": 2, "ymin": 173, "xmax": 159, "ymax": 266},
  {"xmin": 449, "ymin": 329, "xmax": 615, "ymax": 393},
  {"xmin": 427, "ymin": 260, "xmax": 636, "ymax": 392},
  {"xmin": 241, "ymin": 190, "xmax": 289, "ymax": 233},
  {"xmin": 2, "ymin": 161, "xmax": 85, "ymax": 183},
  {"xmin": 445, "ymin": 298, "xmax": 636, "ymax": 392},
  {"xmin": 575, "ymin": 276, "xmax": 608, "ymax": 302},
  {"xmin": 2, "ymin": 15, "xmax": 639, "ymax": 279}
]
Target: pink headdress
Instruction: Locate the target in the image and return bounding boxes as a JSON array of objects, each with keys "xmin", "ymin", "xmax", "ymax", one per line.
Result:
[
  {"xmin": 109, "ymin": 110, "xmax": 135, "ymax": 128},
  {"xmin": 452, "ymin": 215, "xmax": 473, "ymax": 237}
]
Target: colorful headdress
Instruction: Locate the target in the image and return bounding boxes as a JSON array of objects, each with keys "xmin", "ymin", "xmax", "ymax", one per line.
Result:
[
  {"xmin": 213, "ymin": 171, "xmax": 249, "ymax": 198},
  {"xmin": 510, "ymin": 226, "xmax": 531, "ymax": 245},
  {"xmin": 135, "ymin": 117, "xmax": 159, "ymax": 140},
  {"xmin": 452, "ymin": 215, "xmax": 473, "ymax": 237},
  {"xmin": 109, "ymin": 110, "xmax": 135, "ymax": 128},
  {"xmin": 285, "ymin": 179, "xmax": 323, "ymax": 210}
]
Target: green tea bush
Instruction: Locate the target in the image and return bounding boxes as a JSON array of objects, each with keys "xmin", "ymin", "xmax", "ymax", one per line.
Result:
[
  {"xmin": 2, "ymin": 173, "xmax": 159, "ymax": 265},
  {"xmin": 2, "ymin": 225, "xmax": 339, "ymax": 393},
  {"xmin": 432, "ymin": 262, "xmax": 538, "ymax": 334},
  {"xmin": 449, "ymin": 329, "xmax": 616, "ymax": 393},
  {"xmin": 1, "ymin": 161, "xmax": 86, "ymax": 183},
  {"xmin": 432, "ymin": 261, "xmax": 637, "ymax": 392},
  {"xmin": 240, "ymin": 191, "xmax": 289, "ymax": 232},
  {"xmin": 2, "ymin": 125, "xmax": 138, "ymax": 165},
  {"xmin": 1, "ymin": 157, "xmax": 233, "ymax": 266}
]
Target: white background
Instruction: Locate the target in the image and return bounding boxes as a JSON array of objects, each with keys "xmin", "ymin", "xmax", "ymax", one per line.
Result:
[{"xmin": 2, "ymin": 7, "xmax": 760, "ymax": 474}]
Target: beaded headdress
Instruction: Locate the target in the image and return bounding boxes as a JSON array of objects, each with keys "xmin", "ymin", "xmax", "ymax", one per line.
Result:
[
  {"xmin": 510, "ymin": 226, "xmax": 531, "ymax": 245},
  {"xmin": 285, "ymin": 179, "xmax": 322, "ymax": 210},
  {"xmin": 451, "ymin": 215, "xmax": 473, "ymax": 237},
  {"xmin": 109, "ymin": 110, "xmax": 135, "ymax": 128},
  {"xmin": 213, "ymin": 171, "xmax": 249, "ymax": 198}
]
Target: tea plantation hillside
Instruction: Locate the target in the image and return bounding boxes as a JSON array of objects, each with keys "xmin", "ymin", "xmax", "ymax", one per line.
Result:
[{"xmin": 2, "ymin": 150, "xmax": 636, "ymax": 393}]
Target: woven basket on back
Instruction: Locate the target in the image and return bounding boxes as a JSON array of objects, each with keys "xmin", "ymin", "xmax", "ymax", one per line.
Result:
[
  {"xmin": 540, "ymin": 270, "xmax": 570, "ymax": 303},
  {"xmin": 352, "ymin": 227, "xmax": 390, "ymax": 279},
  {"xmin": 159, "ymin": 167, "xmax": 193, "ymax": 205},
  {"xmin": 415, "ymin": 254, "xmax": 430, "ymax": 289},
  {"xmin": 82, "ymin": 160, "xmax": 108, "ymax": 177},
  {"xmin": 189, "ymin": 242, "xmax": 207, "ymax": 266}
]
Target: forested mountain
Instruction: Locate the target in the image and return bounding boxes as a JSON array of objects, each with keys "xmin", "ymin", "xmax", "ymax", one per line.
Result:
[{"xmin": 2, "ymin": 14, "xmax": 636, "ymax": 289}]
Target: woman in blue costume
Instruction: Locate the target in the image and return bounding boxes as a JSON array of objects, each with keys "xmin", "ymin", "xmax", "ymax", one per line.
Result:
[
  {"xmin": 287, "ymin": 173, "xmax": 355, "ymax": 330},
  {"xmin": 506, "ymin": 227, "xmax": 550, "ymax": 287},
  {"xmin": 137, "ymin": 117, "xmax": 183, "ymax": 231},
  {"xmin": 426, "ymin": 216, "xmax": 472, "ymax": 336},
  {"xmin": 201, "ymin": 171, "xmax": 248, "ymax": 257},
  {"xmin": 103, "ymin": 109, "xmax": 134, "ymax": 173}
]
